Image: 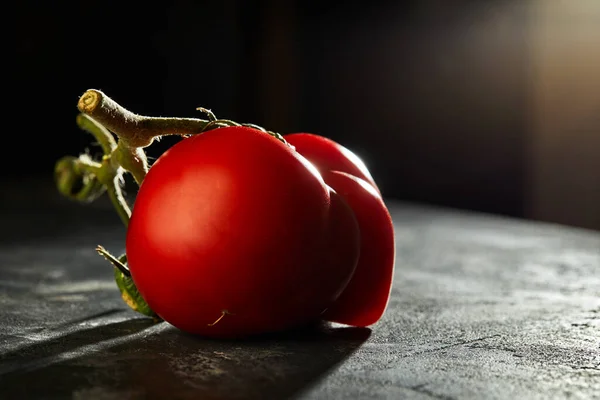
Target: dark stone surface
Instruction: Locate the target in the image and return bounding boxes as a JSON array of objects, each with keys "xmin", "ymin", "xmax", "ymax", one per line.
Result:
[{"xmin": 1, "ymin": 179, "xmax": 598, "ymax": 399}]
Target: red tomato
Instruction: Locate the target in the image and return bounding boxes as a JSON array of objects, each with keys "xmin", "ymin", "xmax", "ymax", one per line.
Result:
[
  {"xmin": 285, "ymin": 133, "xmax": 395, "ymax": 327},
  {"xmin": 284, "ymin": 133, "xmax": 380, "ymax": 193},
  {"xmin": 320, "ymin": 171, "xmax": 395, "ymax": 327},
  {"xmin": 126, "ymin": 126, "xmax": 360, "ymax": 338}
]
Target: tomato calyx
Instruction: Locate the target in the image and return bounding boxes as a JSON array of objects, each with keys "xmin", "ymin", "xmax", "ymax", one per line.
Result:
[{"xmin": 195, "ymin": 107, "xmax": 287, "ymax": 144}]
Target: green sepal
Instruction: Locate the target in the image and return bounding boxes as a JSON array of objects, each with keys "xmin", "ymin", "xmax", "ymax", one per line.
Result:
[
  {"xmin": 54, "ymin": 156, "xmax": 106, "ymax": 203},
  {"xmin": 114, "ymin": 267, "xmax": 160, "ymax": 319},
  {"xmin": 96, "ymin": 245, "xmax": 161, "ymax": 320}
]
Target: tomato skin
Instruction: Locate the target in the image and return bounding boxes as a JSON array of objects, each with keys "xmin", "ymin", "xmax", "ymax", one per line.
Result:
[
  {"xmin": 125, "ymin": 126, "xmax": 359, "ymax": 338},
  {"xmin": 320, "ymin": 171, "xmax": 395, "ymax": 327},
  {"xmin": 284, "ymin": 133, "xmax": 380, "ymax": 193},
  {"xmin": 319, "ymin": 189, "xmax": 361, "ymax": 302}
]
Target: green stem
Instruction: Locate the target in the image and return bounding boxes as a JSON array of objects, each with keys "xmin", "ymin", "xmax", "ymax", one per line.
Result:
[
  {"xmin": 75, "ymin": 114, "xmax": 117, "ymax": 154},
  {"xmin": 58, "ymin": 142, "xmax": 131, "ymax": 228},
  {"xmin": 113, "ymin": 142, "xmax": 148, "ymax": 186},
  {"xmin": 75, "ymin": 153, "xmax": 132, "ymax": 228},
  {"xmin": 106, "ymin": 174, "xmax": 132, "ymax": 227}
]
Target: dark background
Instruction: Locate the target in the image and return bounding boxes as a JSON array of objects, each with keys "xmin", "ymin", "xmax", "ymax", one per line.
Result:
[{"xmin": 9, "ymin": 0, "xmax": 600, "ymax": 230}]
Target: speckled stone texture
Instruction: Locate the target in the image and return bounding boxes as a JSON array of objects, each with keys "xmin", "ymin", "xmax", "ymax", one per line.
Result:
[{"xmin": 0, "ymin": 181, "xmax": 598, "ymax": 399}]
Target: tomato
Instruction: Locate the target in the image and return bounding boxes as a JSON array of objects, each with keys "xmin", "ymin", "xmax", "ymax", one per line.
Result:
[
  {"xmin": 284, "ymin": 133, "xmax": 380, "ymax": 193},
  {"xmin": 320, "ymin": 171, "xmax": 395, "ymax": 327},
  {"xmin": 125, "ymin": 126, "xmax": 360, "ymax": 338},
  {"xmin": 285, "ymin": 133, "xmax": 395, "ymax": 327}
]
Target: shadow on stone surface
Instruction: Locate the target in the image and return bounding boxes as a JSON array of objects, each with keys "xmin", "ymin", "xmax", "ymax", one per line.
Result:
[
  {"xmin": 0, "ymin": 318, "xmax": 370, "ymax": 400},
  {"xmin": 0, "ymin": 317, "xmax": 156, "ymax": 374}
]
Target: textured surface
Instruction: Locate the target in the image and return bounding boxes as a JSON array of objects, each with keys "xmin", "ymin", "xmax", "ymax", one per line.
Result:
[{"xmin": 0, "ymin": 181, "xmax": 598, "ymax": 399}]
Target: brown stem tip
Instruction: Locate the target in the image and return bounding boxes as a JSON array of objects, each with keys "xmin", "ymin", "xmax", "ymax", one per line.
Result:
[{"xmin": 78, "ymin": 90, "xmax": 101, "ymax": 114}]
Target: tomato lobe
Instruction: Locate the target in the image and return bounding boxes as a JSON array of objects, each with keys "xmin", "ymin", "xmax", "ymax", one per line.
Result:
[
  {"xmin": 285, "ymin": 133, "xmax": 396, "ymax": 327},
  {"xmin": 285, "ymin": 133, "xmax": 379, "ymax": 193},
  {"xmin": 321, "ymin": 171, "xmax": 396, "ymax": 327}
]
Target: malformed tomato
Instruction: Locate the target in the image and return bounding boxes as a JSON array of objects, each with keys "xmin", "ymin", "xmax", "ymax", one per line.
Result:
[
  {"xmin": 320, "ymin": 171, "xmax": 395, "ymax": 327},
  {"xmin": 284, "ymin": 133, "xmax": 380, "ymax": 193},
  {"xmin": 126, "ymin": 126, "xmax": 360, "ymax": 338},
  {"xmin": 285, "ymin": 133, "xmax": 395, "ymax": 327}
]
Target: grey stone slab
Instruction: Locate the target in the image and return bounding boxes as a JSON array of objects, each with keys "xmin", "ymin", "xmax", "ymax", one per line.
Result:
[{"xmin": 0, "ymin": 182, "xmax": 598, "ymax": 399}]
